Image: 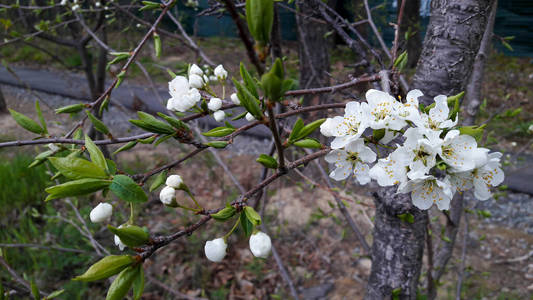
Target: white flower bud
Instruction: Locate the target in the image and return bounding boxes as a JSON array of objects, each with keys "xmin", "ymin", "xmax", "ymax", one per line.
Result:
[
  {"xmin": 204, "ymin": 238, "xmax": 227, "ymax": 262},
  {"xmin": 165, "ymin": 175, "xmax": 183, "ymax": 189},
  {"xmin": 511, "ymin": 141, "xmax": 517, "ymax": 147},
  {"xmin": 114, "ymin": 225, "xmax": 126, "ymax": 251},
  {"xmin": 159, "ymin": 186, "xmax": 176, "ymax": 205},
  {"xmin": 208, "ymin": 97, "xmax": 222, "ymax": 111},
  {"xmin": 89, "ymin": 202, "xmax": 113, "ymax": 223},
  {"xmin": 213, "ymin": 110, "xmax": 226, "ymax": 122},
  {"xmin": 203, "ymin": 75, "xmax": 209, "ymax": 83},
  {"xmin": 214, "ymin": 65, "xmax": 228, "ymax": 80},
  {"xmin": 48, "ymin": 143, "xmax": 59, "ymax": 152},
  {"xmin": 209, "ymin": 75, "xmax": 218, "ymax": 83},
  {"xmin": 60, "ymin": 0, "xmax": 67, "ymax": 5},
  {"xmin": 249, "ymin": 231, "xmax": 272, "ymax": 258},
  {"xmin": 528, "ymin": 124, "xmax": 533, "ymax": 134},
  {"xmin": 189, "ymin": 74, "xmax": 204, "ymax": 89},
  {"xmin": 71, "ymin": 4, "xmax": 80, "ymax": 11},
  {"xmin": 245, "ymin": 112, "xmax": 256, "ymax": 122},
  {"xmin": 230, "ymin": 93, "xmax": 241, "ymax": 105},
  {"xmin": 189, "ymin": 64, "xmax": 203, "ymax": 76},
  {"xmin": 95, "ymin": 1, "xmax": 101, "ymax": 7},
  {"xmin": 320, "ymin": 118, "xmax": 337, "ymax": 137}
]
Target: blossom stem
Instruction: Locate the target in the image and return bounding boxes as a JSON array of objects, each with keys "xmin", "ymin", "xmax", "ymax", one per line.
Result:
[
  {"xmin": 223, "ymin": 217, "xmax": 240, "ymax": 241},
  {"xmin": 266, "ymin": 102, "xmax": 286, "ymax": 172}
]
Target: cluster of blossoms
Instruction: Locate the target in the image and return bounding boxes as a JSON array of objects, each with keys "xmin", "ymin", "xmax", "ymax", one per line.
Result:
[
  {"xmin": 204, "ymin": 231, "xmax": 272, "ymax": 262},
  {"xmin": 320, "ymin": 89, "xmax": 504, "ymax": 210},
  {"xmin": 166, "ymin": 64, "xmax": 229, "ymax": 122},
  {"xmin": 159, "ymin": 174, "xmax": 185, "ymax": 207}
]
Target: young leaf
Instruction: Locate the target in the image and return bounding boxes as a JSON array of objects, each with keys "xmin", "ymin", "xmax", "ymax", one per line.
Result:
[
  {"xmin": 293, "ymin": 138, "xmax": 322, "ymax": 149},
  {"xmin": 55, "ymin": 103, "xmax": 85, "ymax": 114},
  {"xmin": 132, "ymin": 266, "xmax": 145, "ymax": 300},
  {"xmin": 294, "ymin": 118, "xmax": 325, "ymax": 141},
  {"xmin": 109, "ymin": 175, "xmax": 147, "ymax": 203},
  {"xmin": 86, "ymin": 111, "xmax": 110, "ymax": 135},
  {"xmin": 288, "ymin": 118, "xmax": 304, "ymax": 142},
  {"xmin": 240, "ymin": 212, "xmax": 253, "ymax": 237},
  {"xmin": 30, "ymin": 278, "xmax": 39, "ymax": 300},
  {"xmin": 153, "ymin": 32, "xmax": 161, "ymax": 58},
  {"xmin": 206, "ymin": 141, "xmax": 229, "ymax": 149},
  {"xmin": 73, "ymin": 255, "xmax": 134, "ymax": 282},
  {"xmin": 45, "ymin": 178, "xmax": 111, "ymax": 201},
  {"xmin": 232, "ymin": 79, "xmax": 263, "ymax": 119},
  {"xmin": 202, "ymin": 127, "xmax": 235, "ymax": 137},
  {"xmin": 85, "ymin": 135, "xmax": 108, "ymax": 172},
  {"xmin": 107, "ymin": 225, "xmax": 149, "ymax": 247},
  {"xmin": 48, "ymin": 157, "xmax": 108, "ymax": 179},
  {"xmin": 130, "ymin": 112, "xmax": 175, "ymax": 134},
  {"xmin": 35, "ymin": 100, "xmax": 47, "ymax": 134},
  {"xmin": 113, "ymin": 141, "xmax": 137, "ymax": 155},
  {"xmin": 105, "ymin": 266, "xmax": 140, "ymax": 300},
  {"xmin": 8, "ymin": 108, "xmax": 44, "ymax": 134},
  {"xmin": 156, "ymin": 112, "xmax": 189, "ymax": 130},
  {"xmin": 149, "ymin": 170, "xmax": 167, "ymax": 192},
  {"xmin": 211, "ymin": 206, "xmax": 237, "ymax": 221},
  {"xmin": 256, "ymin": 154, "xmax": 278, "ymax": 169},
  {"xmin": 46, "ymin": 289, "xmax": 65, "ymax": 299},
  {"xmin": 244, "ymin": 206, "xmax": 261, "ymax": 226},
  {"xmin": 239, "ymin": 62, "xmax": 259, "ymax": 98}
]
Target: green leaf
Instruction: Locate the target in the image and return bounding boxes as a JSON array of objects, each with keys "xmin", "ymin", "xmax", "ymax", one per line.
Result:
[
  {"xmin": 85, "ymin": 135, "xmax": 108, "ymax": 172},
  {"xmin": 156, "ymin": 112, "xmax": 189, "ymax": 130},
  {"xmin": 113, "ymin": 141, "xmax": 137, "ymax": 155},
  {"xmin": 106, "ymin": 54, "xmax": 129, "ymax": 71},
  {"xmin": 105, "ymin": 266, "xmax": 140, "ymax": 300},
  {"xmin": 129, "ymin": 112, "xmax": 175, "ymax": 134},
  {"xmin": 55, "ymin": 103, "xmax": 85, "ymax": 114},
  {"xmin": 48, "ymin": 157, "xmax": 108, "ymax": 179},
  {"xmin": 232, "ymin": 111, "xmax": 248, "ymax": 121},
  {"xmin": 154, "ymin": 134, "xmax": 174, "ymax": 146},
  {"xmin": 132, "ymin": 266, "xmax": 145, "ymax": 300},
  {"xmin": 256, "ymin": 154, "xmax": 278, "ymax": 169},
  {"xmin": 149, "ymin": 170, "xmax": 167, "ymax": 192},
  {"xmin": 73, "ymin": 255, "xmax": 134, "ymax": 282},
  {"xmin": 458, "ymin": 124, "xmax": 486, "ymax": 143},
  {"xmin": 45, "ymin": 178, "xmax": 111, "ymax": 201},
  {"xmin": 240, "ymin": 212, "xmax": 253, "ymax": 237},
  {"xmin": 8, "ymin": 108, "xmax": 44, "ymax": 134},
  {"xmin": 108, "ymin": 225, "xmax": 149, "ymax": 247},
  {"xmin": 246, "ymin": 0, "xmax": 273, "ymax": 45},
  {"xmin": 288, "ymin": 118, "xmax": 304, "ymax": 143},
  {"xmin": 206, "ymin": 141, "xmax": 229, "ymax": 149},
  {"xmin": 35, "ymin": 100, "xmax": 47, "ymax": 134},
  {"xmin": 202, "ymin": 127, "xmax": 235, "ymax": 137},
  {"xmin": 502, "ymin": 40, "xmax": 513, "ymax": 52},
  {"xmin": 294, "ymin": 118, "xmax": 325, "ymax": 141},
  {"xmin": 110, "ymin": 175, "xmax": 147, "ymax": 203},
  {"xmin": 153, "ymin": 32, "xmax": 161, "ymax": 59},
  {"xmin": 293, "ymin": 138, "xmax": 322, "ymax": 149},
  {"xmin": 45, "ymin": 289, "xmax": 65, "ymax": 299},
  {"xmin": 373, "ymin": 128, "xmax": 386, "ymax": 141},
  {"xmin": 244, "ymin": 206, "xmax": 261, "ymax": 226},
  {"xmin": 30, "ymin": 278, "xmax": 39, "ymax": 300},
  {"xmin": 393, "ymin": 51, "xmax": 408, "ymax": 71},
  {"xmin": 233, "ymin": 79, "xmax": 263, "ymax": 119},
  {"xmin": 447, "ymin": 91, "xmax": 464, "ymax": 120},
  {"xmin": 261, "ymin": 72, "xmax": 283, "ymax": 102},
  {"xmin": 86, "ymin": 111, "xmax": 110, "ymax": 135},
  {"xmin": 397, "ymin": 213, "xmax": 414, "ymax": 224},
  {"xmin": 211, "ymin": 206, "xmax": 237, "ymax": 221},
  {"xmin": 240, "ymin": 62, "xmax": 259, "ymax": 98},
  {"xmin": 139, "ymin": 1, "xmax": 160, "ymax": 11}
]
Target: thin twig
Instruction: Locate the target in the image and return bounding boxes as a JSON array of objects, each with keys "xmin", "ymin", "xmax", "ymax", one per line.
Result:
[{"xmin": 0, "ymin": 243, "xmax": 89, "ymax": 254}]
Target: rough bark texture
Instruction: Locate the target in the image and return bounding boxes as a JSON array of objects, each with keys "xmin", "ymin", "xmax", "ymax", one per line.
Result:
[
  {"xmin": 463, "ymin": 0, "xmax": 497, "ymax": 126},
  {"xmin": 366, "ymin": 1, "xmax": 491, "ymax": 299},
  {"xmin": 296, "ymin": 0, "xmax": 331, "ymax": 109},
  {"xmin": 398, "ymin": 0, "xmax": 422, "ymax": 68},
  {"xmin": 364, "ymin": 188, "xmax": 428, "ymax": 300}
]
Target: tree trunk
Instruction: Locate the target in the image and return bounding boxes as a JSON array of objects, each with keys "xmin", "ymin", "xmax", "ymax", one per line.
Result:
[
  {"xmin": 365, "ymin": 0, "xmax": 491, "ymax": 299},
  {"xmin": 398, "ymin": 0, "xmax": 422, "ymax": 68},
  {"xmin": 295, "ymin": 0, "xmax": 331, "ymax": 110}
]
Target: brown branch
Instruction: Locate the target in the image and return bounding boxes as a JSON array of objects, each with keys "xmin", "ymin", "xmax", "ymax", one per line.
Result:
[{"xmin": 285, "ymin": 74, "xmax": 380, "ymax": 96}]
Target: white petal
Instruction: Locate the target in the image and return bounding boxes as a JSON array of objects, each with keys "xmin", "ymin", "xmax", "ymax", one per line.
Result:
[
  {"xmin": 473, "ymin": 177, "xmax": 492, "ymax": 200},
  {"xmin": 358, "ymin": 145, "xmax": 377, "ymax": 163},
  {"xmin": 405, "ymin": 89, "xmax": 423, "ymax": 106},
  {"xmin": 331, "ymin": 135, "xmax": 357, "ymax": 150},
  {"xmin": 354, "ymin": 162, "xmax": 371, "ymax": 185},
  {"xmin": 344, "ymin": 138, "xmax": 365, "ymax": 153},
  {"xmin": 429, "ymin": 95, "xmax": 449, "ymax": 123},
  {"xmin": 330, "ymin": 164, "xmax": 352, "ymax": 181},
  {"xmin": 325, "ymin": 149, "xmax": 346, "ymax": 164}
]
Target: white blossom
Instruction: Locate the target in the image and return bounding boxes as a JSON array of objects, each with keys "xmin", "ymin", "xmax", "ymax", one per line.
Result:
[
  {"xmin": 528, "ymin": 124, "xmax": 533, "ymax": 134},
  {"xmin": 208, "ymin": 97, "xmax": 222, "ymax": 111},
  {"xmin": 89, "ymin": 203, "xmax": 112, "ymax": 223},
  {"xmin": 159, "ymin": 186, "xmax": 176, "ymax": 205},
  {"xmin": 213, "ymin": 110, "xmax": 226, "ymax": 122},
  {"xmin": 188, "ymin": 74, "xmax": 204, "ymax": 89},
  {"xmin": 189, "ymin": 64, "xmax": 203, "ymax": 76},
  {"xmin": 366, "ymin": 89, "xmax": 406, "ymax": 131},
  {"xmin": 114, "ymin": 225, "xmax": 126, "ymax": 251},
  {"xmin": 95, "ymin": 2, "xmax": 101, "ymax": 7},
  {"xmin": 369, "ymin": 149, "xmax": 409, "ymax": 187},
  {"xmin": 325, "ymin": 139, "xmax": 376, "ymax": 184},
  {"xmin": 249, "ymin": 231, "xmax": 271, "ymax": 258},
  {"xmin": 71, "ymin": 4, "xmax": 80, "ymax": 11},
  {"xmin": 165, "ymin": 175, "xmax": 183, "ymax": 189},
  {"xmin": 230, "ymin": 93, "xmax": 241, "ymax": 105},
  {"xmin": 438, "ymin": 130, "xmax": 481, "ymax": 172},
  {"xmin": 167, "ymin": 76, "xmax": 201, "ymax": 112},
  {"xmin": 60, "ymin": 0, "xmax": 67, "ymax": 5},
  {"xmin": 320, "ymin": 101, "xmax": 370, "ymax": 149},
  {"xmin": 414, "ymin": 95, "xmax": 457, "ymax": 131},
  {"xmin": 398, "ymin": 89, "xmax": 423, "ymax": 123},
  {"xmin": 395, "ymin": 127, "xmax": 442, "ymax": 179},
  {"xmin": 204, "ymin": 238, "xmax": 227, "ymax": 262},
  {"xmin": 398, "ymin": 176, "xmax": 454, "ymax": 210},
  {"xmin": 245, "ymin": 112, "xmax": 256, "ymax": 122},
  {"xmin": 214, "ymin": 65, "xmax": 228, "ymax": 80}
]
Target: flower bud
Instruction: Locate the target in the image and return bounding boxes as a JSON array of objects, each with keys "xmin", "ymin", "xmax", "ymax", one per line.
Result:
[
  {"xmin": 165, "ymin": 175, "xmax": 183, "ymax": 189},
  {"xmin": 214, "ymin": 65, "xmax": 228, "ymax": 80},
  {"xmin": 528, "ymin": 124, "xmax": 533, "ymax": 134},
  {"xmin": 249, "ymin": 231, "xmax": 271, "ymax": 258},
  {"xmin": 159, "ymin": 186, "xmax": 176, "ymax": 205},
  {"xmin": 209, "ymin": 75, "xmax": 218, "ymax": 83},
  {"xmin": 320, "ymin": 118, "xmax": 336, "ymax": 137},
  {"xmin": 189, "ymin": 64, "xmax": 203, "ymax": 76},
  {"xmin": 114, "ymin": 225, "xmax": 126, "ymax": 251},
  {"xmin": 204, "ymin": 238, "xmax": 227, "ymax": 262},
  {"xmin": 213, "ymin": 110, "xmax": 226, "ymax": 122},
  {"xmin": 230, "ymin": 93, "xmax": 241, "ymax": 105},
  {"xmin": 188, "ymin": 74, "xmax": 204, "ymax": 89},
  {"xmin": 89, "ymin": 203, "xmax": 113, "ymax": 223},
  {"xmin": 245, "ymin": 112, "xmax": 256, "ymax": 122},
  {"xmin": 48, "ymin": 143, "xmax": 60, "ymax": 152},
  {"xmin": 208, "ymin": 97, "xmax": 222, "ymax": 111}
]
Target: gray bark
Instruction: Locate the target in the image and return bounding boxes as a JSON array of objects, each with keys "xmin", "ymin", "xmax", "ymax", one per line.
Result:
[
  {"xmin": 463, "ymin": 0, "xmax": 498, "ymax": 126},
  {"xmin": 296, "ymin": 0, "xmax": 331, "ymax": 109},
  {"xmin": 366, "ymin": 0, "xmax": 491, "ymax": 299}
]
